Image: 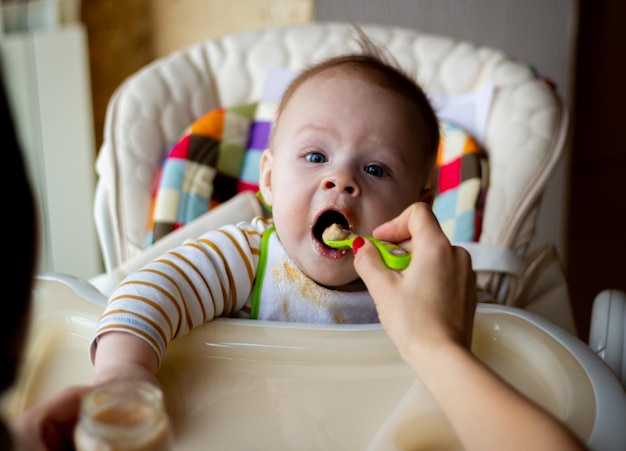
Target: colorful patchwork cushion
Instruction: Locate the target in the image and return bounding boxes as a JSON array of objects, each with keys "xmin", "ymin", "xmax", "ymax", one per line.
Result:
[
  {"xmin": 148, "ymin": 105, "xmax": 487, "ymax": 246},
  {"xmin": 432, "ymin": 122, "xmax": 488, "ymax": 243},
  {"xmin": 148, "ymin": 101, "xmax": 277, "ymax": 245}
]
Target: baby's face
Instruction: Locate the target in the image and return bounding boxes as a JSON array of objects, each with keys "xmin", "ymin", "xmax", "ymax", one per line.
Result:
[{"xmin": 259, "ymin": 70, "xmax": 431, "ymax": 288}]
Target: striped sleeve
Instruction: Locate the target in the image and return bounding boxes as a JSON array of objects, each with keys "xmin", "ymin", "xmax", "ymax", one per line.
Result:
[{"xmin": 90, "ymin": 217, "xmax": 270, "ymax": 365}]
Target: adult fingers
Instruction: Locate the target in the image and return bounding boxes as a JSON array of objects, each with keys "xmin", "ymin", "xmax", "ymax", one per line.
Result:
[
  {"xmin": 352, "ymin": 238, "xmax": 398, "ymax": 301},
  {"xmin": 373, "ymin": 202, "xmax": 444, "ymax": 249},
  {"xmin": 11, "ymin": 385, "xmax": 89, "ymax": 451}
]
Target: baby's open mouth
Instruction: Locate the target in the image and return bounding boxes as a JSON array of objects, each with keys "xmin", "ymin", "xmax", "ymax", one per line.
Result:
[{"xmin": 313, "ymin": 210, "xmax": 350, "ymax": 247}]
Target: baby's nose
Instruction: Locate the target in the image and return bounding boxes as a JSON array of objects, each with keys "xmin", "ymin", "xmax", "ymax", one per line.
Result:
[{"xmin": 322, "ymin": 174, "xmax": 360, "ymax": 196}]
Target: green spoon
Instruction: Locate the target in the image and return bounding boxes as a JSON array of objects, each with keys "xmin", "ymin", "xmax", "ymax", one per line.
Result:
[{"xmin": 322, "ymin": 224, "xmax": 411, "ymax": 270}]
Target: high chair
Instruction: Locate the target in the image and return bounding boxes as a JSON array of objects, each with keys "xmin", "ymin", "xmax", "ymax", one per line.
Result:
[
  {"xmin": 5, "ymin": 22, "xmax": 625, "ymax": 451},
  {"xmin": 90, "ymin": 22, "xmax": 574, "ymax": 333}
]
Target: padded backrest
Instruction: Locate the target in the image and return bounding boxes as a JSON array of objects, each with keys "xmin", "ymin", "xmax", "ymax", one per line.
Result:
[{"xmin": 95, "ymin": 22, "xmax": 567, "ymax": 300}]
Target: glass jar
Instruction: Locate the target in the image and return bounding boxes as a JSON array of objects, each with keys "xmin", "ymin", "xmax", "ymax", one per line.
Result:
[{"xmin": 74, "ymin": 380, "xmax": 173, "ymax": 451}]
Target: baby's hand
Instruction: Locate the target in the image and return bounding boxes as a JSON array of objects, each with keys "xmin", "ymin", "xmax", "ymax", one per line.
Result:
[{"xmin": 93, "ymin": 360, "xmax": 161, "ymax": 389}]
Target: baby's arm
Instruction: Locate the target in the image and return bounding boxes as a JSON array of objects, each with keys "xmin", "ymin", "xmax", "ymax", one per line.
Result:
[
  {"xmin": 90, "ymin": 220, "xmax": 266, "ymax": 385},
  {"xmin": 92, "ymin": 332, "xmax": 160, "ymax": 386}
]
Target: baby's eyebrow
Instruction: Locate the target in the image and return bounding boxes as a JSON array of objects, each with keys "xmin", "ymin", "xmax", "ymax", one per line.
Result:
[
  {"xmin": 364, "ymin": 139, "xmax": 405, "ymax": 163},
  {"xmin": 297, "ymin": 121, "xmax": 334, "ymax": 136}
]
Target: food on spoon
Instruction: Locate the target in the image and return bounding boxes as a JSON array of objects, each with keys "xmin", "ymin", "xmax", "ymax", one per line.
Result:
[
  {"xmin": 322, "ymin": 223, "xmax": 357, "ymax": 243},
  {"xmin": 322, "ymin": 223, "xmax": 412, "ymax": 270}
]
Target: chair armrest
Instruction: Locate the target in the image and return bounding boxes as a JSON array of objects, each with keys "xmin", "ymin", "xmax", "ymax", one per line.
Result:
[{"xmin": 589, "ymin": 289, "xmax": 626, "ymax": 388}]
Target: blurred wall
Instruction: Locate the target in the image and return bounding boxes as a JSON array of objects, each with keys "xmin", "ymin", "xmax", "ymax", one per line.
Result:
[
  {"xmin": 151, "ymin": 0, "xmax": 313, "ymax": 57},
  {"xmin": 82, "ymin": 1, "xmax": 154, "ymax": 153}
]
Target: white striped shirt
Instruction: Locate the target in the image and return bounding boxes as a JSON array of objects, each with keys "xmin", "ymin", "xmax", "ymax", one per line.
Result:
[{"xmin": 92, "ymin": 217, "xmax": 270, "ymax": 364}]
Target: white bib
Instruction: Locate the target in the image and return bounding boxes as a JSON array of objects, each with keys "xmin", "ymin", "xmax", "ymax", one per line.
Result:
[{"xmin": 250, "ymin": 228, "xmax": 378, "ymax": 324}]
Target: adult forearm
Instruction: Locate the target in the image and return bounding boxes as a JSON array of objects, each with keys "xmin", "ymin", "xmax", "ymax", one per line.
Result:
[{"xmin": 405, "ymin": 341, "xmax": 586, "ymax": 451}]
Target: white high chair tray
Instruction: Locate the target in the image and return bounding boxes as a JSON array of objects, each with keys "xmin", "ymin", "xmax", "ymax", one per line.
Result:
[{"xmin": 3, "ymin": 275, "xmax": 625, "ymax": 450}]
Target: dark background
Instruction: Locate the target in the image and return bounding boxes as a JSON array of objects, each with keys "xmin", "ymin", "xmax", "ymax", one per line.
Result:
[{"xmin": 568, "ymin": 0, "xmax": 626, "ymax": 340}]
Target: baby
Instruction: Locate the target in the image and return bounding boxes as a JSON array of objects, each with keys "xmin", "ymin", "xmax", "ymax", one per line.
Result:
[{"xmin": 90, "ymin": 33, "xmax": 440, "ymax": 384}]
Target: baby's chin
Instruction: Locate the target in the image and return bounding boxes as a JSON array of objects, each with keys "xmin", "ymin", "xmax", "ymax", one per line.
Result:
[
  {"xmin": 327, "ymin": 278, "xmax": 367, "ymax": 292},
  {"xmin": 309, "ymin": 270, "xmax": 366, "ymax": 292}
]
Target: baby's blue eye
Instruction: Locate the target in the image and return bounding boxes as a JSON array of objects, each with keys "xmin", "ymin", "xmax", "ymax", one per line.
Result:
[
  {"xmin": 365, "ymin": 165, "xmax": 386, "ymax": 177},
  {"xmin": 306, "ymin": 152, "xmax": 327, "ymax": 164}
]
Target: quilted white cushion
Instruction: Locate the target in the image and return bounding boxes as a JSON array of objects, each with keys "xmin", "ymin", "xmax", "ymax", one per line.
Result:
[{"xmin": 95, "ymin": 22, "xmax": 567, "ymax": 289}]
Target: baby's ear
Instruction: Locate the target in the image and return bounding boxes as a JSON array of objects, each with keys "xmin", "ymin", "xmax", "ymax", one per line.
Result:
[
  {"xmin": 258, "ymin": 148, "xmax": 274, "ymax": 207},
  {"xmin": 418, "ymin": 187, "xmax": 434, "ymax": 207}
]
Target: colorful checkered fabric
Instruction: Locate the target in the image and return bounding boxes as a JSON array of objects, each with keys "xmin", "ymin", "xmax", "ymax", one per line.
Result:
[
  {"xmin": 236, "ymin": 101, "xmax": 277, "ymax": 194},
  {"xmin": 432, "ymin": 122, "xmax": 487, "ymax": 243},
  {"xmin": 149, "ymin": 106, "xmax": 487, "ymax": 246},
  {"xmin": 148, "ymin": 101, "xmax": 276, "ymax": 245}
]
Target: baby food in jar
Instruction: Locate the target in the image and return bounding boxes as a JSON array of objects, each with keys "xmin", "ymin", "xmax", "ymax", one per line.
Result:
[{"xmin": 74, "ymin": 380, "xmax": 173, "ymax": 451}]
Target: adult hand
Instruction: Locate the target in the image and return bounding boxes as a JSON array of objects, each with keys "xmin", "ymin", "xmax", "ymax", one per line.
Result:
[
  {"xmin": 353, "ymin": 201, "xmax": 476, "ymax": 362},
  {"xmin": 10, "ymin": 385, "xmax": 89, "ymax": 451}
]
